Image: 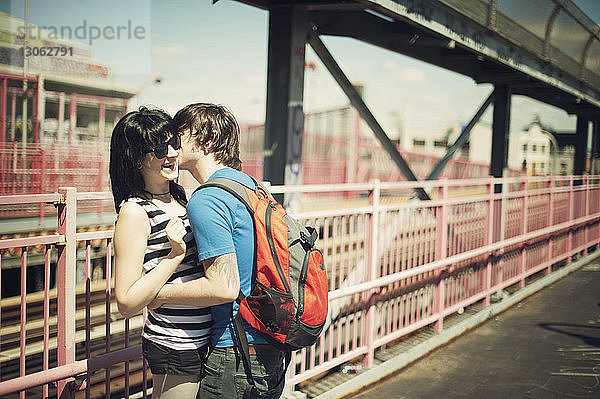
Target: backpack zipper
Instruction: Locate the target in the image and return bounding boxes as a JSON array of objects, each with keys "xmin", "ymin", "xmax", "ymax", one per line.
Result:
[
  {"xmin": 297, "ymin": 249, "xmax": 311, "ymax": 318},
  {"xmin": 266, "ymin": 202, "xmax": 292, "ymax": 294}
]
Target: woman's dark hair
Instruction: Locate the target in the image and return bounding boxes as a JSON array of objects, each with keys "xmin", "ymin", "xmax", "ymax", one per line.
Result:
[
  {"xmin": 173, "ymin": 103, "xmax": 242, "ymax": 170},
  {"xmin": 109, "ymin": 106, "xmax": 187, "ymax": 211}
]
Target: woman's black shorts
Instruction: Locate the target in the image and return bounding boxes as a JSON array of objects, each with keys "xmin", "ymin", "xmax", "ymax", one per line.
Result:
[{"xmin": 142, "ymin": 337, "xmax": 207, "ymax": 375}]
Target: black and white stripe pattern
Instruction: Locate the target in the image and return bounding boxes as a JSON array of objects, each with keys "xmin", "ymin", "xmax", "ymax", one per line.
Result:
[{"xmin": 124, "ymin": 197, "xmax": 212, "ymax": 350}]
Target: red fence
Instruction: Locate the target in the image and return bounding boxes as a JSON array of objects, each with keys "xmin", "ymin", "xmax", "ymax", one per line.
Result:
[
  {"xmin": 0, "ymin": 143, "xmax": 108, "ymax": 194},
  {"xmin": 0, "ymin": 176, "xmax": 596, "ymax": 398},
  {"xmin": 0, "ymin": 138, "xmax": 501, "ymax": 220},
  {"xmin": 0, "ymin": 104, "xmax": 519, "ymax": 216},
  {"xmin": 240, "ymin": 112, "xmax": 513, "ymax": 186},
  {"xmin": 0, "ymin": 143, "xmax": 110, "ymax": 220}
]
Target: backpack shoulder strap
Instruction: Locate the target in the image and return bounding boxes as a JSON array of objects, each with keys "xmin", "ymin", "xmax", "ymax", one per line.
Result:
[
  {"xmin": 196, "ymin": 177, "xmax": 254, "ymax": 215},
  {"xmin": 247, "ymin": 175, "xmax": 276, "ymax": 203}
]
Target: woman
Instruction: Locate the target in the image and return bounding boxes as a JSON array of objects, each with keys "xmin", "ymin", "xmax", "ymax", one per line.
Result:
[{"xmin": 109, "ymin": 107, "xmax": 211, "ymax": 398}]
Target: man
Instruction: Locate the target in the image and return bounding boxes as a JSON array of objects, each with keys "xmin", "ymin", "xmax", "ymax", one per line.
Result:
[{"xmin": 151, "ymin": 103, "xmax": 287, "ymax": 399}]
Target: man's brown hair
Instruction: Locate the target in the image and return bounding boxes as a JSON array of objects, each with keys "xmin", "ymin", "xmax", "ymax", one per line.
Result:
[{"xmin": 173, "ymin": 103, "xmax": 242, "ymax": 170}]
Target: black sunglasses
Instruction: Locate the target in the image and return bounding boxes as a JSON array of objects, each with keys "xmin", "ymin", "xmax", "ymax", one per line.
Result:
[{"xmin": 147, "ymin": 135, "xmax": 181, "ymax": 159}]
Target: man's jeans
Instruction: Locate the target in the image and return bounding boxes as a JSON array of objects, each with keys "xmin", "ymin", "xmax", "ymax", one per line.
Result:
[{"xmin": 199, "ymin": 346, "xmax": 286, "ymax": 399}]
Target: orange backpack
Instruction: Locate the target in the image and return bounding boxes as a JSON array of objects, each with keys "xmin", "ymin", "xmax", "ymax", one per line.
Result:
[{"xmin": 199, "ymin": 177, "xmax": 329, "ymax": 352}]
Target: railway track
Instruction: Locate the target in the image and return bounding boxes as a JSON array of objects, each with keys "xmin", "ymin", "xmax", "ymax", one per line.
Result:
[{"xmin": 1, "ymin": 281, "xmax": 151, "ymax": 398}]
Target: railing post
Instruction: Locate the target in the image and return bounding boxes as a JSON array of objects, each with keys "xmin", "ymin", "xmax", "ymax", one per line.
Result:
[
  {"xmin": 434, "ymin": 179, "xmax": 448, "ymax": 331},
  {"xmin": 1, "ymin": 78, "xmax": 6, "ymax": 143},
  {"xmin": 495, "ymin": 175, "xmax": 508, "ymax": 297},
  {"xmin": 595, "ymin": 176, "xmax": 600, "ymax": 249},
  {"xmin": 546, "ymin": 176, "xmax": 554, "ymax": 274},
  {"xmin": 519, "ymin": 178, "xmax": 528, "ymax": 287},
  {"xmin": 484, "ymin": 177, "xmax": 494, "ymax": 306},
  {"xmin": 39, "ymin": 148, "xmax": 46, "ymax": 221},
  {"xmin": 567, "ymin": 176, "xmax": 574, "ymax": 262},
  {"xmin": 56, "ymin": 187, "xmax": 77, "ymax": 398},
  {"xmin": 583, "ymin": 174, "xmax": 589, "ymax": 254},
  {"xmin": 363, "ymin": 179, "xmax": 380, "ymax": 368},
  {"xmin": 96, "ymin": 156, "xmax": 104, "ymax": 215}
]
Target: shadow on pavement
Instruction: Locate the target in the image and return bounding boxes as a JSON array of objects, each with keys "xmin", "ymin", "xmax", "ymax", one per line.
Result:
[{"xmin": 538, "ymin": 322, "xmax": 600, "ymax": 347}]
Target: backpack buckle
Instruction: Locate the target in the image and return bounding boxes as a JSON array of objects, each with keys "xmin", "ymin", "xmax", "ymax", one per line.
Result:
[
  {"xmin": 303, "ymin": 227, "xmax": 318, "ymax": 245},
  {"xmin": 300, "ymin": 229, "xmax": 317, "ymax": 248}
]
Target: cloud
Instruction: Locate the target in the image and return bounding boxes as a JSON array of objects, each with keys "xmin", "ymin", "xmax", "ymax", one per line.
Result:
[{"xmin": 383, "ymin": 61, "xmax": 427, "ymax": 85}]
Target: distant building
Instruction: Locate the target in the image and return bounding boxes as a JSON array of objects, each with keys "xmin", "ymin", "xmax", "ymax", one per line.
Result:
[
  {"xmin": 0, "ymin": 11, "xmax": 134, "ymax": 146},
  {"xmin": 508, "ymin": 123, "xmax": 551, "ymax": 175},
  {"xmin": 508, "ymin": 122, "xmax": 575, "ymax": 176},
  {"xmin": 401, "ymin": 118, "xmax": 577, "ymax": 176},
  {"xmin": 0, "ymin": 12, "xmax": 134, "ymax": 194},
  {"xmin": 401, "ymin": 122, "xmax": 487, "ymax": 166}
]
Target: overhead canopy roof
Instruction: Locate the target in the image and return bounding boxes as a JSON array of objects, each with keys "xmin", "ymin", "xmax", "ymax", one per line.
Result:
[{"xmin": 237, "ymin": 0, "xmax": 600, "ymax": 116}]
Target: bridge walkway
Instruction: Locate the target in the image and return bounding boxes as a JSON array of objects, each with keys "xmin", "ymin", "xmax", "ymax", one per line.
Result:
[{"xmin": 316, "ymin": 254, "xmax": 600, "ymax": 399}]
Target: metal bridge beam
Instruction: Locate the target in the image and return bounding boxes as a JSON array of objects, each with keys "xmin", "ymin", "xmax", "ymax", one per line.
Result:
[
  {"xmin": 426, "ymin": 90, "xmax": 494, "ymax": 180},
  {"xmin": 309, "ymin": 30, "xmax": 430, "ymax": 201},
  {"xmin": 491, "ymin": 85, "xmax": 511, "ymax": 191},
  {"xmin": 263, "ymin": 6, "xmax": 307, "ymax": 193},
  {"xmin": 574, "ymin": 116, "xmax": 589, "ymax": 177}
]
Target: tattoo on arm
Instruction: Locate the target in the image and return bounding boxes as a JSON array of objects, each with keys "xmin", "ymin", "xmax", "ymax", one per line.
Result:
[{"xmin": 203, "ymin": 253, "xmax": 240, "ymax": 294}]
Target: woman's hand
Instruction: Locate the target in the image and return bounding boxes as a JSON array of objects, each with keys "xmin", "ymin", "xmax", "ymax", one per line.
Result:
[{"xmin": 165, "ymin": 217, "xmax": 187, "ymax": 258}]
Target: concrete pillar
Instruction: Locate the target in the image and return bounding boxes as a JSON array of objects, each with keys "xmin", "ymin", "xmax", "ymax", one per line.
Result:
[
  {"xmin": 36, "ymin": 75, "xmax": 44, "ymax": 143},
  {"xmin": 98, "ymin": 102, "xmax": 105, "ymax": 142},
  {"xmin": 68, "ymin": 93, "xmax": 76, "ymax": 144},
  {"xmin": 57, "ymin": 92, "xmax": 65, "ymax": 142},
  {"xmin": 590, "ymin": 120, "xmax": 599, "ymax": 175}
]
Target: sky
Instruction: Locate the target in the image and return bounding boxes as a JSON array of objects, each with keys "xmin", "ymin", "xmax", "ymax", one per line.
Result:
[{"xmin": 4, "ymin": 0, "xmax": 600, "ymax": 139}]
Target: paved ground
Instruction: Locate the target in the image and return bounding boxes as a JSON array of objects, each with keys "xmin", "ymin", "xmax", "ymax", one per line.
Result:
[{"xmin": 353, "ymin": 262, "xmax": 600, "ymax": 399}]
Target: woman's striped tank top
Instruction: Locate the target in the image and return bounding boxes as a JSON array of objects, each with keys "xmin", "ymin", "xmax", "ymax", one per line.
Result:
[{"xmin": 124, "ymin": 197, "xmax": 212, "ymax": 350}]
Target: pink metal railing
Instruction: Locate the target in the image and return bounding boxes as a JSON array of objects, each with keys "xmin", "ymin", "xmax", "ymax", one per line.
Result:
[{"xmin": 0, "ymin": 175, "xmax": 599, "ymax": 397}]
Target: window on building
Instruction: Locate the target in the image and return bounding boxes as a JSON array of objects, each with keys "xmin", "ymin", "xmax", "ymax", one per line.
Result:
[
  {"xmin": 413, "ymin": 139, "xmax": 426, "ymax": 146},
  {"xmin": 541, "ymin": 145, "xmax": 545, "ymax": 153},
  {"xmin": 434, "ymin": 140, "xmax": 447, "ymax": 148},
  {"xmin": 541, "ymin": 162, "xmax": 545, "ymax": 170},
  {"xmin": 560, "ymin": 162, "xmax": 567, "ymax": 175},
  {"xmin": 532, "ymin": 144, "xmax": 537, "ymax": 152},
  {"xmin": 522, "ymin": 144, "xmax": 528, "ymax": 152}
]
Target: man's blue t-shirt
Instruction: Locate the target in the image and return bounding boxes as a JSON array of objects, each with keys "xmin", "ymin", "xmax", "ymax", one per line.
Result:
[{"xmin": 186, "ymin": 167, "xmax": 267, "ymax": 347}]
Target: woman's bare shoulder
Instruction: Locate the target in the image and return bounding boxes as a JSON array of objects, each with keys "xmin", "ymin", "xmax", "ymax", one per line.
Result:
[{"xmin": 115, "ymin": 201, "xmax": 150, "ymax": 235}]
